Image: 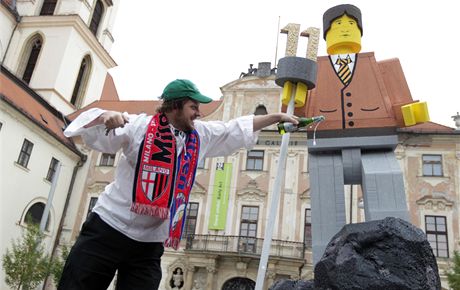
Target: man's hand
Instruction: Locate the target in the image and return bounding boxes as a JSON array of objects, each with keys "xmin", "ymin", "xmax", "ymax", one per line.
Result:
[
  {"xmin": 278, "ymin": 113, "xmax": 299, "ymax": 124},
  {"xmin": 253, "ymin": 113, "xmax": 298, "ymax": 132},
  {"xmin": 98, "ymin": 111, "xmax": 129, "ymax": 135}
]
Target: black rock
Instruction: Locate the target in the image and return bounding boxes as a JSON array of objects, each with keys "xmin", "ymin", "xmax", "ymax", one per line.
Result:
[
  {"xmin": 314, "ymin": 217, "xmax": 441, "ymax": 290},
  {"xmin": 269, "ymin": 279, "xmax": 315, "ymax": 290}
]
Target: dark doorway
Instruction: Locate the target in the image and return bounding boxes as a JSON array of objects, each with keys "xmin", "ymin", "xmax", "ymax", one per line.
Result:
[{"xmin": 222, "ymin": 277, "xmax": 255, "ymax": 290}]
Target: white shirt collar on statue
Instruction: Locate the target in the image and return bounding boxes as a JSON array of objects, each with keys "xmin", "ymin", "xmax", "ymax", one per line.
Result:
[{"xmin": 331, "ymin": 53, "xmax": 356, "ymax": 74}]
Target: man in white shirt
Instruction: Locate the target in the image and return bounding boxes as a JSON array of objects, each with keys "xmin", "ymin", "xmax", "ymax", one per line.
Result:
[{"xmin": 58, "ymin": 79, "xmax": 297, "ymax": 290}]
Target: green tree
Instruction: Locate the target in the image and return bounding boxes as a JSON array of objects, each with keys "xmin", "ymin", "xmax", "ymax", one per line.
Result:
[
  {"xmin": 447, "ymin": 248, "xmax": 460, "ymax": 290},
  {"xmin": 2, "ymin": 221, "xmax": 51, "ymax": 290},
  {"xmin": 49, "ymin": 244, "xmax": 69, "ymax": 287}
]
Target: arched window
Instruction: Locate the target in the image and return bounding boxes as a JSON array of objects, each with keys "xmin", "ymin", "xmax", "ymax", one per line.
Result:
[
  {"xmin": 21, "ymin": 36, "xmax": 43, "ymax": 84},
  {"xmin": 24, "ymin": 202, "xmax": 50, "ymax": 231},
  {"xmin": 70, "ymin": 55, "xmax": 91, "ymax": 107},
  {"xmin": 40, "ymin": 0, "xmax": 57, "ymax": 15},
  {"xmin": 222, "ymin": 277, "xmax": 255, "ymax": 290},
  {"xmin": 89, "ymin": 0, "xmax": 104, "ymax": 36},
  {"xmin": 254, "ymin": 105, "xmax": 267, "ymax": 115}
]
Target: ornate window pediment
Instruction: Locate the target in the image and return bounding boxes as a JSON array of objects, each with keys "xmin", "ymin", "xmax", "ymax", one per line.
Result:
[
  {"xmin": 416, "ymin": 195, "xmax": 454, "ymax": 211},
  {"xmin": 236, "ymin": 187, "xmax": 266, "ymax": 202},
  {"xmin": 88, "ymin": 182, "xmax": 109, "ymax": 195}
]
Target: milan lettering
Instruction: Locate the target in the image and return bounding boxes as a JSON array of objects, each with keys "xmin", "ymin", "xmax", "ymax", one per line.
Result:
[
  {"xmin": 143, "ymin": 133, "xmax": 155, "ymax": 163},
  {"xmin": 142, "ymin": 164, "xmax": 170, "ymax": 174},
  {"xmin": 151, "ymin": 139, "xmax": 173, "ymax": 163}
]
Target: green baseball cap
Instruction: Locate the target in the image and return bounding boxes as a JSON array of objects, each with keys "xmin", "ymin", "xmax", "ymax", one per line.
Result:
[{"xmin": 161, "ymin": 79, "xmax": 213, "ymax": 104}]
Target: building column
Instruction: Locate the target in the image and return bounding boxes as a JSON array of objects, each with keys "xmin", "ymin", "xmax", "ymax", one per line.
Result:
[
  {"xmin": 266, "ymin": 271, "xmax": 276, "ymax": 289},
  {"xmin": 184, "ymin": 265, "xmax": 195, "ymax": 290},
  {"xmin": 266, "ymin": 262, "xmax": 277, "ymax": 289},
  {"xmin": 205, "ymin": 266, "xmax": 216, "ymax": 290}
]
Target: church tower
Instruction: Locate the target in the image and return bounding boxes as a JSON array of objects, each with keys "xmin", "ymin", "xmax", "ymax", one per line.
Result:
[{"xmin": 1, "ymin": 0, "xmax": 118, "ymax": 114}]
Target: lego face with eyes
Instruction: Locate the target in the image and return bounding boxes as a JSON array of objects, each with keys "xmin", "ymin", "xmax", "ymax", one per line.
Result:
[{"xmin": 326, "ymin": 14, "xmax": 362, "ymax": 55}]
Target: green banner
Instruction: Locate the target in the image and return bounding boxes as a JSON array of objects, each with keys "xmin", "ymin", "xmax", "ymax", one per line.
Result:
[{"xmin": 208, "ymin": 162, "xmax": 232, "ymax": 230}]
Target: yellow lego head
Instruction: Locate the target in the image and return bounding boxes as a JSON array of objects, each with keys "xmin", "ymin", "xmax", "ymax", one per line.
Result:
[
  {"xmin": 326, "ymin": 14, "xmax": 362, "ymax": 54},
  {"xmin": 323, "ymin": 4, "xmax": 363, "ymax": 55}
]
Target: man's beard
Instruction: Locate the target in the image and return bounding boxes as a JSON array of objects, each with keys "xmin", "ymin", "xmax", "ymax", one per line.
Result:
[{"xmin": 175, "ymin": 112, "xmax": 194, "ymax": 132}]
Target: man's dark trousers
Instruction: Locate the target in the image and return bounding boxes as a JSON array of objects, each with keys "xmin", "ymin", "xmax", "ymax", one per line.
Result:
[{"xmin": 58, "ymin": 212, "xmax": 164, "ymax": 290}]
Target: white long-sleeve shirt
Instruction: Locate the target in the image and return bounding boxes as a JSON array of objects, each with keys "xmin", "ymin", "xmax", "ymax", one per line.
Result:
[{"xmin": 64, "ymin": 108, "xmax": 258, "ymax": 242}]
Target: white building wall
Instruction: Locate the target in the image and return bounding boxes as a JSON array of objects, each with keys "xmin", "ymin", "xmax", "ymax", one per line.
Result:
[
  {"xmin": 0, "ymin": 103, "xmax": 81, "ymax": 290},
  {"xmin": 56, "ymin": 0, "xmax": 92, "ymax": 20},
  {"xmin": 0, "ymin": 5, "xmax": 17, "ymax": 61},
  {"xmin": 15, "ymin": 0, "xmax": 39, "ymax": 16},
  {"xmin": 282, "ymin": 151, "xmax": 300, "ymax": 241}
]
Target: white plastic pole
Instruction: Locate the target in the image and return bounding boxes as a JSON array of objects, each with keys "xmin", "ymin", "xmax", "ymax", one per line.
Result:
[
  {"xmin": 255, "ymin": 87, "xmax": 296, "ymax": 290},
  {"xmin": 40, "ymin": 162, "xmax": 61, "ymax": 233}
]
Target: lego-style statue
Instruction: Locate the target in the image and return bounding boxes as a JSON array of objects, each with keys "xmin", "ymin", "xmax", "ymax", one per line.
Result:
[{"xmin": 305, "ymin": 4, "xmax": 430, "ymax": 264}]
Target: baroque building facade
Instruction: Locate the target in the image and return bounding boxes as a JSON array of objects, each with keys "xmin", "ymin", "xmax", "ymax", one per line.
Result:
[{"xmin": 67, "ymin": 63, "xmax": 460, "ymax": 290}]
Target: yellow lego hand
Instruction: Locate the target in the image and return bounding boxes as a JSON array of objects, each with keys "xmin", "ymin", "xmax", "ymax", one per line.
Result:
[
  {"xmin": 281, "ymin": 81, "xmax": 309, "ymax": 107},
  {"xmin": 401, "ymin": 101, "xmax": 430, "ymax": 126}
]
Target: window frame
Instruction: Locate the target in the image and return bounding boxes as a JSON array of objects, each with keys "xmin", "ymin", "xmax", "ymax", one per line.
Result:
[
  {"xmin": 425, "ymin": 215, "xmax": 449, "ymax": 258},
  {"xmin": 183, "ymin": 202, "xmax": 199, "ymax": 238},
  {"xmin": 422, "ymin": 154, "xmax": 443, "ymax": 177},
  {"xmin": 254, "ymin": 105, "xmax": 268, "ymax": 115},
  {"xmin": 24, "ymin": 201, "xmax": 50, "ymax": 231},
  {"xmin": 246, "ymin": 150, "xmax": 264, "ymax": 171},
  {"xmin": 21, "ymin": 37, "xmax": 43, "ymax": 84},
  {"xmin": 197, "ymin": 158, "xmax": 205, "ymax": 169},
  {"xmin": 304, "ymin": 208, "xmax": 312, "ymax": 248},
  {"xmin": 89, "ymin": 0, "xmax": 104, "ymax": 36},
  {"xmin": 39, "ymin": 0, "xmax": 57, "ymax": 15},
  {"xmin": 99, "ymin": 152, "xmax": 116, "ymax": 166},
  {"xmin": 86, "ymin": 196, "xmax": 98, "ymax": 218},
  {"xmin": 238, "ymin": 206, "xmax": 259, "ymax": 253},
  {"xmin": 17, "ymin": 139, "xmax": 34, "ymax": 168},
  {"xmin": 70, "ymin": 55, "xmax": 92, "ymax": 108},
  {"xmin": 45, "ymin": 157, "xmax": 59, "ymax": 182}
]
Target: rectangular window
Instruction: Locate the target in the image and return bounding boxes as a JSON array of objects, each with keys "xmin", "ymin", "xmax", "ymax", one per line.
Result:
[
  {"xmin": 99, "ymin": 153, "xmax": 116, "ymax": 166},
  {"xmin": 422, "ymin": 155, "xmax": 443, "ymax": 177},
  {"xmin": 239, "ymin": 206, "xmax": 259, "ymax": 253},
  {"xmin": 39, "ymin": 0, "xmax": 57, "ymax": 15},
  {"xmin": 45, "ymin": 158, "xmax": 59, "ymax": 182},
  {"xmin": 197, "ymin": 158, "xmax": 205, "ymax": 169},
  {"xmin": 246, "ymin": 150, "xmax": 264, "ymax": 171},
  {"xmin": 304, "ymin": 208, "xmax": 312, "ymax": 247},
  {"xmin": 425, "ymin": 215, "xmax": 449, "ymax": 258},
  {"xmin": 86, "ymin": 197, "xmax": 98, "ymax": 218},
  {"xmin": 183, "ymin": 202, "xmax": 199, "ymax": 238},
  {"xmin": 17, "ymin": 139, "xmax": 34, "ymax": 168}
]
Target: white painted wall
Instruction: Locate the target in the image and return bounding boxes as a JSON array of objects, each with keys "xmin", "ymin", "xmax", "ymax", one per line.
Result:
[
  {"xmin": 0, "ymin": 4, "xmax": 17, "ymax": 61},
  {"xmin": 0, "ymin": 104, "xmax": 81, "ymax": 290}
]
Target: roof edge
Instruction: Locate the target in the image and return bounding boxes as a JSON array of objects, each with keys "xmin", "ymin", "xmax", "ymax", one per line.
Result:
[{"xmin": 1, "ymin": 64, "xmax": 71, "ymax": 124}]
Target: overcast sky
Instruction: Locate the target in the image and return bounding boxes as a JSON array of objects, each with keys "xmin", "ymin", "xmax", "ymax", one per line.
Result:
[{"xmin": 109, "ymin": 0, "xmax": 459, "ymax": 128}]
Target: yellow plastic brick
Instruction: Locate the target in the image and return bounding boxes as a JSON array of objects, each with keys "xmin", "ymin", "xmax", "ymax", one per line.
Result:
[
  {"xmin": 412, "ymin": 101, "xmax": 430, "ymax": 123},
  {"xmin": 282, "ymin": 81, "xmax": 293, "ymax": 106},
  {"xmin": 294, "ymin": 82, "xmax": 308, "ymax": 107},
  {"xmin": 401, "ymin": 104, "xmax": 416, "ymax": 126}
]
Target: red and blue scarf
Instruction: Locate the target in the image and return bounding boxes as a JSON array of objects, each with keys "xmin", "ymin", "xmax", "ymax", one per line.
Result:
[{"xmin": 131, "ymin": 113, "xmax": 199, "ymax": 249}]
